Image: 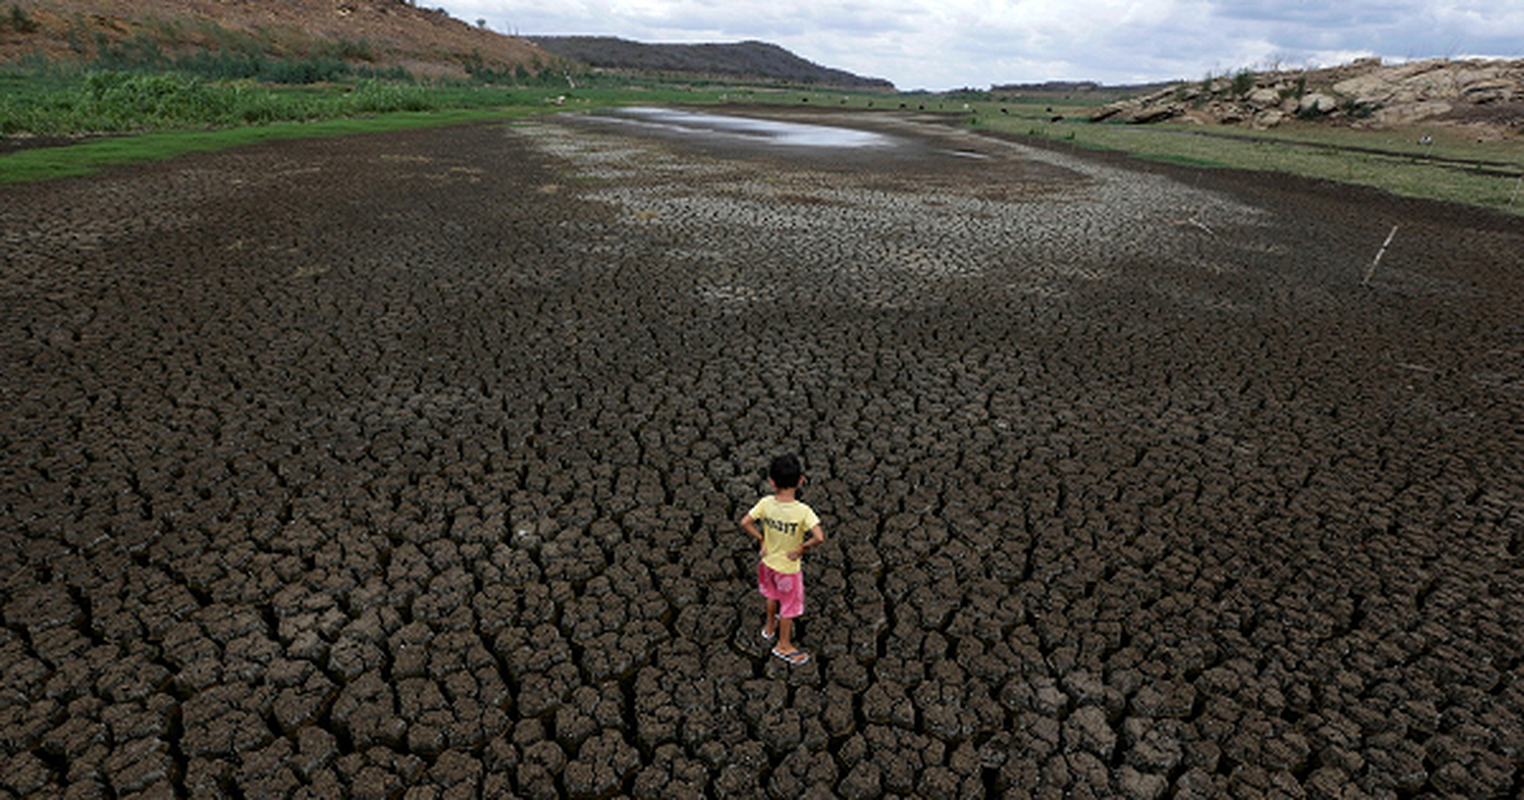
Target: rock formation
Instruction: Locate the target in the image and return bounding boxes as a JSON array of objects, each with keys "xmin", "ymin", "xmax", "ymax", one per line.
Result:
[{"xmin": 1091, "ymin": 57, "xmax": 1523, "ymax": 137}]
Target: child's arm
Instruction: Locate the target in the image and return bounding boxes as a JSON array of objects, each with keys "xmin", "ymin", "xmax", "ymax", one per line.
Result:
[
  {"xmin": 787, "ymin": 523, "xmax": 825, "ymax": 561},
  {"xmin": 739, "ymin": 513, "xmax": 766, "ymax": 556}
]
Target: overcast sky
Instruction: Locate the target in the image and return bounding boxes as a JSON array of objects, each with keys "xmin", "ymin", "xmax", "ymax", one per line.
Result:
[{"xmin": 437, "ymin": 0, "xmax": 1523, "ymax": 91}]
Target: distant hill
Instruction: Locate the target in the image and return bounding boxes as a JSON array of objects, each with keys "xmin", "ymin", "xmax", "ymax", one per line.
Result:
[
  {"xmin": 992, "ymin": 80, "xmax": 1178, "ymax": 96},
  {"xmin": 530, "ymin": 37, "xmax": 894, "ymax": 90}
]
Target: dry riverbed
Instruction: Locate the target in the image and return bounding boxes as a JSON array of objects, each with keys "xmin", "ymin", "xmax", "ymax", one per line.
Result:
[{"xmin": 2, "ymin": 107, "xmax": 1522, "ymax": 797}]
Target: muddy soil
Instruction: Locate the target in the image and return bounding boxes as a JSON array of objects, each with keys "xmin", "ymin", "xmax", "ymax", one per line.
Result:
[{"xmin": 1, "ymin": 107, "xmax": 1522, "ymax": 798}]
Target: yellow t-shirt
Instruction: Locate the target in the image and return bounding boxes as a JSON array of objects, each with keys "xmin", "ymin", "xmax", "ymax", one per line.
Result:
[{"xmin": 749, "ymin": 496, "xmax": 820, "ymax": 575}]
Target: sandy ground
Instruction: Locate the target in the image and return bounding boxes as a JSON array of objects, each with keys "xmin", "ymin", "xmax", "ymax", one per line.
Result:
[{"xmin": 1, "ymin": 107, "xmax": 1522, "ymax": 797}]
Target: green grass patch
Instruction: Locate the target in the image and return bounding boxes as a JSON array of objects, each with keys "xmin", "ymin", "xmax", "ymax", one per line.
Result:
[
  {"xmin": 1137, "ymin": 152, "xmax": 1232, "ymax": 169},
  {"xmin": 0, "ymin": 107, "xmax": 548, "ymax": 183},
  {"xmin": 0, "ymin": 70, "xmax": 464, "ymax": 136},
  {"xmin": 962, "ymin": 100, "xmax": 1524, "ymax": 215}
]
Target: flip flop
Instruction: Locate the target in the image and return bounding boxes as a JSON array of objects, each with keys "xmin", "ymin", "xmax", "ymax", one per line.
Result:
[
  {"xmin": 771, "ymin": 647, "xmax": 809, "ymax": 666},
  {"xmin": 761, "ymin": 626, "xmax": 777, "ymax": 641}
]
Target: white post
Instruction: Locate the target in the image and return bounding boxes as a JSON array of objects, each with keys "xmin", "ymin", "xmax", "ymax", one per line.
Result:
[{"xmin": 1362, "ymin": 225, "xmax": 1399, "ymax": 286}]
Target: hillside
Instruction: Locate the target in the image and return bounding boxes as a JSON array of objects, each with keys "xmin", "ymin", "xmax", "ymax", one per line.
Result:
[
  {"xmin": 1092, "ymin": 57, "xmax": 1523, "ymax": 139},
  {"xmin": 0, "ymin": 0, "xmax": 550, "ymax": 77},
  {"xmin": 531, "ymin": 36, "xmax": 894, "ymax": 90},
  {"xmin": 0, "ymin": 1, "xmax": 894, "ymax": 89}
]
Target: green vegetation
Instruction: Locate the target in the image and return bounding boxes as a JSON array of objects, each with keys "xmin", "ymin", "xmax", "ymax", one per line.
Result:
[
  {"xmin": 2, "ymin": 52, "xmax": 1520, "ymax": 217},
  {"xmin": 959, "ymin": 96, "xmax": 1524, "ymax": 216},
  {"xmin": 4, "ymin": 4, "xmax": 39, "ymax": 34},
  {"xmin": 0, "ymin": 69, "xmax": 457, "ymax": 136},
  {"xmin": 84, "ymin": 28, "xmax": 408, "ymax": 84},
  {"xmin": 1230, "ymin": 68, "xmax": 1255, "ymax": 98},
  {"xmin": 0, "ymin": 57, "xmax": 775, "ymax": 182},
  {"xmin": 0, "ymin": 108, "xmax": 547, "ymax": 183}
]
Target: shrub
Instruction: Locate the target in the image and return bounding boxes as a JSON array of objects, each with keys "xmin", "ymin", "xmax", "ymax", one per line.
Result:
[
  {"xmin": 65, "ymin": 15, "xmax": 88, "ymax": 55},
  {"xmin": 171, "ymin": 50, "xmax": 268, "ymax": 81},
  {"xmin": 260, "ymin": 56, "xmax": 350, "ymax": 84},
  {"xmin": 1296, "ymin": 102, "xmax": 1330, "ymax": 121},
  {"xmin": 168, "ymin": 51, "xmax": 356, "ymax": 84},
  {"xmin": 5, "ymin": 4, "xmax": 39, "ymax": 33},
  {"xmin": 81, "ymin": 71, "xmax": 233, "ymax": 127},
  {"xmin": 356, "ymin": 64, "xmax": 411, "ymax": 82},
  {"xmin": 347, "ymin": 79, "xmax": 436, "ymax": 113},
  {"xmin": 1279, "ymin": 76, "xmax": 1308, "ymax": 100},
  {"xmin": 327, "ymin": 38, "xmax": 376, "ymax": 62},
  {"xmin": 1231, "ymin": 69, "xmax": 1255, "ymax": 98},
  {"xmin": 92, "ymin": 33, "xmax": 169, "ymax": 71},
  {"xmin": 1342, "ymin": 99, "xmax": 1379, "ymax": 119}
]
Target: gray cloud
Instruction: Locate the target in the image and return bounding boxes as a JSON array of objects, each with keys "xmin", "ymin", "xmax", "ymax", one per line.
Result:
[{"xmin": 445, "ymin": 0, "xmax": 1524, "ymax": 90}]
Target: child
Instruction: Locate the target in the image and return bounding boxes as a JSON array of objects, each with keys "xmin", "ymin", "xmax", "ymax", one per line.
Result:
[{"xmin": 740, "ymin": 453, "xmax": 826, "ymax": 665}]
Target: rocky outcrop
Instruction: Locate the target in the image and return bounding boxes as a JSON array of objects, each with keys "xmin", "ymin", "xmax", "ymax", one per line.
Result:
[{"xmin": 1091, "ymin": 57, "xmax": 1523, "ymax": 136}]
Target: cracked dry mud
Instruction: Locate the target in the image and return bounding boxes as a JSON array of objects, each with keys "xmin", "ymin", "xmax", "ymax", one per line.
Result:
[{"xmin": 2, "ymin": 106, "xmax": 1522, "ymax": 798}]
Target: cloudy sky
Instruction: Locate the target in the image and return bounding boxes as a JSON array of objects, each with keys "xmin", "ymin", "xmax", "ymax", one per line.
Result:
[{"xmin": 437, "ymin": 0, "xmax": 1523, "ymax": 91}]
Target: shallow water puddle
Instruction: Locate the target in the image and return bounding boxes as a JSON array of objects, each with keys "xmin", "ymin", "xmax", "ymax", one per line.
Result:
[{"xmin": 592, "ymin": 106, "xmax": 900, "ymax": 149}]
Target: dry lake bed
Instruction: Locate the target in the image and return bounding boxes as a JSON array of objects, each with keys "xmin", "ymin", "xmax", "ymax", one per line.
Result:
[{"xmin": 2, "ymin": 106, "xmax": 1522, "ymax": 797}]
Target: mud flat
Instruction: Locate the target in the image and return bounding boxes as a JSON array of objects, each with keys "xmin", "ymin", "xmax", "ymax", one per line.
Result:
[{"xmin": 2, "ymin": 107, "xmax": 1522, "ymax": 797}]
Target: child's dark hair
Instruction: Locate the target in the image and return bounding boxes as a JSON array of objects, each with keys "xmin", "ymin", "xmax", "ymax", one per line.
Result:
[{"xmin": 769, "ymin": 453, "xmax": 803, "ymax": 489}]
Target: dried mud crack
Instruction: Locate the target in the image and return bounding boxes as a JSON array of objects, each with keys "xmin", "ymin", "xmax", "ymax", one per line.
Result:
[{"xmin": 2, "ymin": 108, "xmax": 1522, "ymax": 798}]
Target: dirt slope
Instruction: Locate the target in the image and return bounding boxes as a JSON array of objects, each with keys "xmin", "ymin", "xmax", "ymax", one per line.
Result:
[{"xmin": 1, "ymin": 0, "xmax": 549, "ymax": 77}]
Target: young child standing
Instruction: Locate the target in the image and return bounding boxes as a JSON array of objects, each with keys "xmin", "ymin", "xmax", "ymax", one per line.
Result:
[{"xmin": 740, "ymin": 453, "xmax": 826, "ymax": 666}]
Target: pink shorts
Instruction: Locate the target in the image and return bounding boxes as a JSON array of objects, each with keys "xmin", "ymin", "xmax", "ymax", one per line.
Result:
[{"xmin": 758, "ymin": 563, "xmax": 805, "ymax": 619}]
